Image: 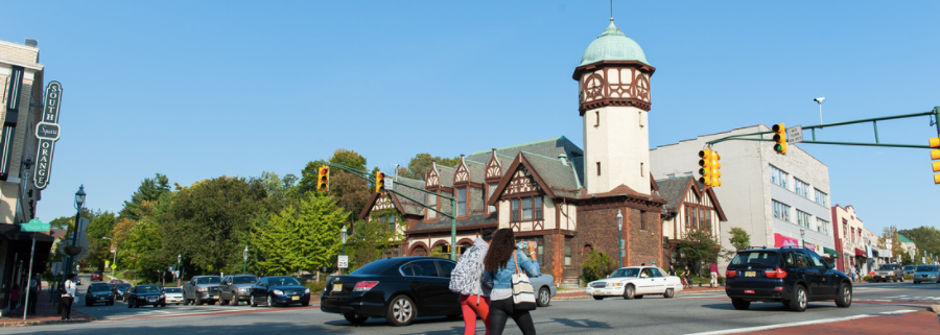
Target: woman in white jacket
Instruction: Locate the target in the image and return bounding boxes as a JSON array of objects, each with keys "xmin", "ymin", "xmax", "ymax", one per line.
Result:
[{"xmin": 449, "ymin": 230, "xmax": 494, "ymax": 335}]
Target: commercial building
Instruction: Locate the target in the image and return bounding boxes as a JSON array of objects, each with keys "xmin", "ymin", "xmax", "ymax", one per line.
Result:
[
  {"xmin": 0, "ymin": 39, "xmax": 53, "ymax": 307},
  {"xmin": 650, "ymin": 126, "xmax": 837, "ymax": 270}
]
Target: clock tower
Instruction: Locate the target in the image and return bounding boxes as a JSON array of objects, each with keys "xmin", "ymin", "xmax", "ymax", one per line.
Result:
[{"xmin": 573, "ymin": 20, "xmax": 655, "ymax": 195}]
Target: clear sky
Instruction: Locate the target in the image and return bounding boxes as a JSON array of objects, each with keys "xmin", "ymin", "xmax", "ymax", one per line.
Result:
[{"xmin": 2, "ymin": 1, "xmax": 938, "ymax": 234}]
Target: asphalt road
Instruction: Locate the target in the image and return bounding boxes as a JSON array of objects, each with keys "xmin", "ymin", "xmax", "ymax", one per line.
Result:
[{"xmin": 3, "ymin": 281, "xmax": 938, "ymax": 335}]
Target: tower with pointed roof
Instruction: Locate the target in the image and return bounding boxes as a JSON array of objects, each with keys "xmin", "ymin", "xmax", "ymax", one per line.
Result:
[{"xmin": 573, "ymin": 19, "xmax": 655, "ymax": 195}]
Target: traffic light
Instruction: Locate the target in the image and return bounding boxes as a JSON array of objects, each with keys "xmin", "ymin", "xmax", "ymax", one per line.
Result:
[
  {"xmin": 772, "ymin": 123, "xmax": 787, "ymax": 154},
  {"xmin": 931, "ymin": 136, "xmax": 940, "ymax": 184},
  {"xmin": 317, "ymin": 165, "xmax": 330, "ymax": 192},
  {"xmin": 698, "ymin": 149, "xmax": 721, "ymax": 187},
  {"xmin": 375, "ymin": 172, "xmax": 385, "ymax": 192}
]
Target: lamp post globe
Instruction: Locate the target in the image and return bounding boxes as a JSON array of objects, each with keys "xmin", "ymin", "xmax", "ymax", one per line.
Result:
[{"xmin": 340, "ymin": 225, "xmax": 348, "ymax": 275}]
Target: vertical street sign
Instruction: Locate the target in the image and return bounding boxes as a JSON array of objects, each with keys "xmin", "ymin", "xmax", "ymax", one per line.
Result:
[
  {"xmin": 786, "ymin": 126, "xmax": 803, "ymax": 143},
  {"xmin": 337, "ymin": 255, "xmax": 349, "ymax": 269},
  {"xmin": 33, "ymin": 81, "xmax": 63, "ymax": 189}
]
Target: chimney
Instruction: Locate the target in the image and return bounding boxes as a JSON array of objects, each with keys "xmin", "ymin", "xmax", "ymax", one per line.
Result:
[{"xmin": 24, "ymin": 39, "xmax": 38, "ymax": 47}]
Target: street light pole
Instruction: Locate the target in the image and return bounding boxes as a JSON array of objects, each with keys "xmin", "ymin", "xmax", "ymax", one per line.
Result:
[
  {"xmin": 177, "ymin": 254, "xmax": 182, "ymax": 286},
  {"xmin": 243, "ymin": 246, "xmax": 248, "ymax": 273},
  {"xmin": 800, "ymin": 227, "xmax": 806, "ymax": 249},
  {"xmin": 616, "ymin": 210, "xmax": 624, "ymax": 269},
  {"xmin": 102, "ymin": 236, "xmax": 116, "ymax": 276},
  {"xmin": 65, "ymin": 185, "xmax": 86, "ymax": 279},
  {"xmin": 340, "ymin": 226, "xmax": 348, "ymax": 275}
]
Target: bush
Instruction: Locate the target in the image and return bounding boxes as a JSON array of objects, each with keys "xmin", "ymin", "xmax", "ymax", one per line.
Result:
[
  {"xmin": 863, "ymin": 275, "xmax": 873, "ymax": 282},
  {"xmin": 305, "ymin": 280, "xmax": 327, "ymax": 294},
  {"xmin": 581, "ymin": 251, "xmax": 617, "ymax": 283},
  {"xmin": 904, "ymin": 274, "xmax": 913, "ymax": 280}
]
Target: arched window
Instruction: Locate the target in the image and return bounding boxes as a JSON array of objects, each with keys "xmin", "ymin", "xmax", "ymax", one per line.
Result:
[{"xmin": 583, "ymin": 244, "xmax": 594, "ymax": 256}]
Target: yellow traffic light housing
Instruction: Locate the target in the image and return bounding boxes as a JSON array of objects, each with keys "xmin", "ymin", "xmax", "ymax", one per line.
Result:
[
  {"xmin": 317, "ymin": 165, "xmax": 330, "ymax": 192},
  {"xmin": 375, "ymin": 172, "xmax": 385, "ymax": 192},
  {"xmin": 931, "ymin": 136, "xmax": 940, "ymax": 184},
  {"xmin": 712, "ymin": 151, "xmax": 722, "ymax": 187},
  {"xmin": 772, "ymin": 123, "xmax": 787, "ymax": 154},
  {"xmin": 698, "ymin": 149, "xmax": 721, "ymax": 187}
]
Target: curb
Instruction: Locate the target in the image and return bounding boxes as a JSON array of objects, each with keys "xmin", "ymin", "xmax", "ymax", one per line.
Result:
[{"xmin": 0, "ymin": 316, "xmax": 93, "ymax": 327}]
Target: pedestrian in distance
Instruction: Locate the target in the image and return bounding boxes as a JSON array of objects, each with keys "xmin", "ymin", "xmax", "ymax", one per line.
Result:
[
  {"xmin": 709, "ymin": 262, "xmax": 719, "ymax": 288},
  {"xmin": 668, "ymin": 265, "xmax": 676, "ymax": 276},
  {"xmin": 449, "ymin": 229, "xmax": 494, "ymax": 335},
  {"xmin": 8, "ymin": 284, "xmax": 19, "ymax": 311},
  {"xmin": 483, "ymin": 228, "xmax": 540, "ymax": 335},
  {"xmin": 61, "ymin": 274, "xmax": 77, "ymax": 320},
  {"xmin": 683, "ymin": 265, "xmax": 692, "ymax": 288},
  {"xmin": 28, "ymin": 275, "xmax": 40, "ymax": 315}
]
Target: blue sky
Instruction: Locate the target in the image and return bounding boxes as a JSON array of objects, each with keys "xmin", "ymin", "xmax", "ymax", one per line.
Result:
[{"xmin": 2, "ymin": 1, "xmax": 938, "ymax": 234}]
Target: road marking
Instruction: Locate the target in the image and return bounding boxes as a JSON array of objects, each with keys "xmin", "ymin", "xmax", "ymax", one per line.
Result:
[
  {"xmin": 684, "ymin": 310, "xmax": 915, "ymax": 335},
  {"xmin": 97, "ymin": 305, "xmax": 319, "ymax": 322}
]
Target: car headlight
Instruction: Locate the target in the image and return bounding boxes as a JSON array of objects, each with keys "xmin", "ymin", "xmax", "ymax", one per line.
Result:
[
  {"xmin": 304, "ymin": 288, "xmax": 310, "ymax": 294},
  {"xmin": 273, "ymin": 289, "xmax": 284, "ymax": 296},
  {"xmin": 613, "ymin": 282, "xmax": 622, "ymax": 287},
  {"xmin": 197, "ymin": 287, "xmax": 207, "ymax": 292},
  {"xmin": 239, "ymin": 287, "xmax": 250, "ymax": 292}
]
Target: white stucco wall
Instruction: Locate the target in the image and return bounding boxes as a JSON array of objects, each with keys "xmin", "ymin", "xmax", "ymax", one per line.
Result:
[{"xmin": 583, "ymin": 105, "xmax": 650, "ymax": 195}]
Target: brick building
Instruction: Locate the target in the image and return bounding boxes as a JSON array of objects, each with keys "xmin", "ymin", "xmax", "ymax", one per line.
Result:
[{"xmin": 360, "ymin": 20, "xmax": 675, "ymax": 286}]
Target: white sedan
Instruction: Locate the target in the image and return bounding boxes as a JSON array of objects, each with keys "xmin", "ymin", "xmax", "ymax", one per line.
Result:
[{"xmin": 585, "ymin": 266, "xmax": 683, "ymax": 300}]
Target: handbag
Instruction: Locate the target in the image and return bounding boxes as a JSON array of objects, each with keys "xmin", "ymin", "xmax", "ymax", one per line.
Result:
[{"xmin": 511, "ymin": 252, "xmax": 537, "ymax": 311}]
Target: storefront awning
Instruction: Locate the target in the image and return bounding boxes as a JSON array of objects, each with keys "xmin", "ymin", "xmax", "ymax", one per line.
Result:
[
  {"xmin": 824, "ymin": 247, "xmax": 839, "ymax": 258},
  {"xmin": 855, "ymin": 248, "xmax": 866, "ymax": 257}
]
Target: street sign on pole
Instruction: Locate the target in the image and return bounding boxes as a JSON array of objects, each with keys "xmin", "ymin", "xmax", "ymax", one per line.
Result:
[
  {"xmin": 337, "ymin": 255, "xmax": 349, "ymax": 269},
  {"xmin": 386, "ymin": 179, "xmax": 394, "ymax": 191},
  {"xmin": 786, "ymin": 126, "xmax": 803, "ymax": 143}
]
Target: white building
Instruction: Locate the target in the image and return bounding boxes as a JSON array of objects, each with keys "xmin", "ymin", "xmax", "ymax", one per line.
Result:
[{"xmin": 651, "ymin": 125, "xmax": 837, "ymax": 269}]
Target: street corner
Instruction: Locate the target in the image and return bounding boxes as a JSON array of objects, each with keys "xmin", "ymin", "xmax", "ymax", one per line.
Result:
[{"xmin": 0, "ymin": 311, "xmax": 94, "ymax": 327}]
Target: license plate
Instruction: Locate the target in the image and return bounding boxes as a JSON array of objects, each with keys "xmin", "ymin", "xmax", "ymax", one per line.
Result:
[
  {"xmin": 744, "ymin": 289, "xmax": 755, "ymax": 294},
  {"xmin": 333, "ymin": 283, "xmax": 343, "ymax": 292},
  {"xmin": 745, "ymin": 271, "xmax": 756, "ymax": 277},
  {"xmin": 291, "ymin": 296, "xmax": 299, "ymax": 301}
]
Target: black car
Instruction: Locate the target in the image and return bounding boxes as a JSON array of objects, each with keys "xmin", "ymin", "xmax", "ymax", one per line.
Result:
[
  {"xmin": 85, "ymin": 283, "xmax": 115, "ymax": 306},
  {"xmin": 220, "ymin": 274, "xmax": 258, "ymax": 306},
  {"xmin": 725, "ymin": 247, "xmax": 852, "ymax": 312},
  {"xmin": 114, "ymin": 283, "xmax": 132, "ymax": 302},
  {"xmin": 248, "ymin": 276, "xmax": 310, "ymax": 307},
  {"xmin": 127, "ymin": 284, "xmax": 166, "ymax": 308},
  {"xmin": 321, "ymin": 256, "xmax": 459, "ymax": 326}
]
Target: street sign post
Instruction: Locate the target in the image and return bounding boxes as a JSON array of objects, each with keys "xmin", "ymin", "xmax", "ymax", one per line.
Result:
[
  {"xmin": 19, "ymin": 218, "xmax": 49, "ymax": 320},
  {"xmin": 337, "ymin": 255, "xmax": 349, "ymax": 269}
]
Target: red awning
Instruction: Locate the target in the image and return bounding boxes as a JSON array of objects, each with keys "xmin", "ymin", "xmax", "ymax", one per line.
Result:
[{"xmin": 855, "ymin": 248, "xmax": 866, "ymax": 257}]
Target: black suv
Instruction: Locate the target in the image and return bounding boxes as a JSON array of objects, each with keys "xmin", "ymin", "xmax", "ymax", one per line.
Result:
[{"xmin": 725, "ymin": 247, "xmax": 852, "ymax": 312}]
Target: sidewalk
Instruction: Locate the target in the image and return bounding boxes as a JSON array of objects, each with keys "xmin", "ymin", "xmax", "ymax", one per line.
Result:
[
  {"xmin": 0, "ymin": 284, "xmax": 94, "ymax": 327},
  {"xmin": 555, "ymin": 284, "xmax": 724, "ymax": 300}
]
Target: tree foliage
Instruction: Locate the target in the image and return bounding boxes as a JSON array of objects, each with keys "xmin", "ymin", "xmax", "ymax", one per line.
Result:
[
  {"xmin": 581, "ymin": 251, "xmax": 617, "ymax": 283},
  {"xmin": 676, "ymin": 229, "xmax": 721, "ymax": 276},
  {"xmin": 85, "ymin": 211, "xmax": 117, "ymax": 270},
  {"xmin": 729, "ymin": 227, "xmax": 750, "ymax": 251},
  {"xmin": 397, "ymin": 153, "xmax": 461, "ymax": 179},
  {"xmin": 120, "ymin": 173, "xmax": 171, "ymax": 220},
  {"xmin": 346, "ymin": 217, "xmax": 400, "ymax": 271},
  {"xmin": 899, "ymin": 226, "xmax": 940, "ymax": 262}
]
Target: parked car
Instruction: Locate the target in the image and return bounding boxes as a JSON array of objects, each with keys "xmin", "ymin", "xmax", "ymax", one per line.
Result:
[
  {"xmin": 872, "ymin": 264, "xmax": 904, "ymax": 282},
  {"xmin": 85, "ymin": 283, "xmax": 115, "ymax": 306},
  {"xmin": 183, "ymin": 275, "xmax": 222, "ymax": 305},
  {"xmin": 903, "ymin": 265, "xmax": 916, "ymax": 276},
  {"xmin": 127, "ymin": 284, "xmax": 166, "ymax": 308},
  {"xmin": 322, "ymin": 256, "xmax": 460, "ymax": 326},
  {"xmin": 725, "ymin": 247, "xmax": 852, "ymax": 312},
  {"xmin": 163, "ymin": 287, "xmax": 184, "ymax": 305},
  {"xmin": 248, "ymin": 276, "xmax": 310, "ymax": 308},
  {"xmin": 220, "ymin": 274, "xmax": 258, "ymax": 306},
  {"xmin": 91, "ymin": 271, "xmax": 103, "ymax": 281},
  {"xmin": 114, "ymin": 283, "xmax": 132, "ymax": 302},
  {"xmin": 912, "ymin": 265, "xmax": 940, "ymax": 284},
  {"xmin": 530, "ymin": 274, "xmax": 557, "ymax": 307},
  {"xmin": 586, "ymin": 266, "xmax": 683, "ymax": 300}
]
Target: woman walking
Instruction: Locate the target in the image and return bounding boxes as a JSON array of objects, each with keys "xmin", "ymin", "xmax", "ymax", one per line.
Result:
[
  {"xmin": 449, "ymin": 230, "xmax": 493, "ymax": 335},
  {"xmin": 483, "ymin": 228, "xmax": 540, "ymax": 335}
]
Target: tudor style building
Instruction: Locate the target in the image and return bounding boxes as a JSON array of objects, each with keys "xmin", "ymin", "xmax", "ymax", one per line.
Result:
[{"xmin": 360, "ymin": 20, "xmax": 675, "ymax": 286}]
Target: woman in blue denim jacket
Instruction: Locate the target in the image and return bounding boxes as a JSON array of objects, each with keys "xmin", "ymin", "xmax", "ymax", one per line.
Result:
[{"xmin": 482, "ymin": 228, "xmax": 540, "ymax": 335}]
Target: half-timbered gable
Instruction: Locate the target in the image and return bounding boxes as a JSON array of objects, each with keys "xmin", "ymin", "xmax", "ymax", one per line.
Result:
[{"xmin": 655, "ymin": 176, "xmax": 726, "ymax": 242}]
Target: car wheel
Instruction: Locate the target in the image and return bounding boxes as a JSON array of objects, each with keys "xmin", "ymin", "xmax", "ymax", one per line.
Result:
[
  {"xmin": 220, "ymin": 298, "xmax": 228, "ymax": 306},
  {"xmin": 387, "ymin": 295, "xmax": 416, "ymax": 326},
  {"xmin": 835, "ymin": 283, "xmax": 852, "ymax": 308},
  {"xmin": 593, "ymin": 296, "xmax": 603, "ymax": 301},
  {"xmin": 195, "ymin": 296, "xmax": 202, "ymax": 305},
  {"xmin": 231, "ymin": 297, "xmax": 239, "ymax": 306},
  {"xmin": 267, "ymin": 295, "xmax": 275, "ymax": 307},
  {"xmin": 914, "ymin": 280, "xmax": 920, "ymax": 284},
  {"xmin": 344, "ymin": 312, "xmax": 368, "ymax": 325},
  {"xmin": 789, "ymin": 285, "xmax": 807, "ymax": 312},
  {"xmin": 250, "ymin": 295, "xmax": 257, "ymax": 307},
  {"xmin": 731, "ymin": 298, "xmax": 750, "ymax": 310},
  {"xmin": 636, "ymin": 295, "xmax": 644, "ymax": 299},
  {"xmin": 663, "ymin": 288, "xmax": 675, "ymax": 299},
  {"xmin": 537, "ymin": 287, "xmax": 551, "ymax": 307},
  {"xmin": 623, "ymin": 285, "xmax": 636, "ymax": 300}
]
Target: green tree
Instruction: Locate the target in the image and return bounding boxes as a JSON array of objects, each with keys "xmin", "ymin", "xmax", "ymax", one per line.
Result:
[
  {"xmin": 120, "ymin": 173, "xmax": 171, "ymax": 220},
  {"xmin": 581, "ymin": 251, "xmax": 617, "ymax": 283},
  {"xmin": 676, "ymin": 230, "xmax": 721, "ymax": 276},
  {"xmin": 729, "ymin": 227, "xmax": 751, "ymax": 251},
  {"xmin": 249, "ymin": 193, "xmax": 348, "ymax": 276},
  {"xmin": 85, "ymin": 211, "xmax": 118, "ymax": 271},
  {"xmin": 397, "ymin": 153, "xmax": 461, "ymax": 179},
  {"xmin": 899, "ymin": 226, "xmax": 940, "ymax": 261},
  {"xmin": 346, "ymin": 217, "xmax": 400, "ymax": 270}
]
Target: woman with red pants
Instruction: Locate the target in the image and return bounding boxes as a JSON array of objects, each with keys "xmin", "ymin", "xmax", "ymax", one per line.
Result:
[{"xmin": 449, "ymin": 230, "xmax": 493, "ymax": 335}]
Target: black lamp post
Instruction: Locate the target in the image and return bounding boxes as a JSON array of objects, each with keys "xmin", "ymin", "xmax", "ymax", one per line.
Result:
[{"xmin": 65, "ymin": 185, "xmax": 86, "ymax": 279}]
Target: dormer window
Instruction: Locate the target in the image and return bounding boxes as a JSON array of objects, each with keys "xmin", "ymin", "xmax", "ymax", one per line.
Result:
[
  {"xmin": 457, "ymin": 187, "xmax": 467, "ymax": 217},
  {"xmin": 510, "ymin": 195, "xmax": 543, "ymax": 222}
]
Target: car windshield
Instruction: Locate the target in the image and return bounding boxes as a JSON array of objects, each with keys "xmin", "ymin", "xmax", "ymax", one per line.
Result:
[
  {"xmin": 118, "ymin": 284, "xmax": 131, "ymax": 289},
  {"xmin": 136, "ymin": 286, "xmax": 161, "ymax": 293},
  {"xmin": 904, "ymin": 265, "xmax": 915, "ymax": 270},
  {"xmin": 89, "ymin": 283, "xmax": 112, "ymax": 291},
  {"xmin": 194, "ymin": 277, "xmax": 221, "ymax": 284},
  {"xmin": 352, "ymin": 259, "xmax": 397, "ymax": 275},
  {"xmin": 267, "ymin": 277, "xmax": 301, "ymax": 286},
  {"xmin": 731, "ymin": 251, "xmax": 781, "ymax": 267},
  {"xmin": 916, "ymin": 265, "xmax": 937, "ymax": 272},
  {"xmin": 878, "ymin": 264, "xmax": 898, "ymax": 270},
  {"xmin": 233, "ymin": 276, "xmax": 257, "ymax": 284},
  {"xmin": 609, "ymin": 268, "xmax": 640, "ymax": 278},
  {"xmin": 164, "ymin": 287, "xmax": 182, "ymax": 293}
]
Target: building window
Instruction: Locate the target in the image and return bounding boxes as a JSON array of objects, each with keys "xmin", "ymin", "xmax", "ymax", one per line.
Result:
[
  {"xmin": 564, "ymin": 243, "xmax": 571, "ymax": 266},
  {"xmin": 797, "ymin": 210, "xmax": 812, "ymax": 229},
  {"xmin": 534, "ymin": 196, "xmax": 543, "ymax": 220},
  {"xmin": 817, "ymin": 218, "xmax": 830, "ymax": 236},
  {"xmin": 388, "ymin": 215, "xmax": 396, "ymax": 232},
  {"xmin": 704, "ymin": 209, "xmax": 712, "ymax": 232},
  {"xmin": 511, "ymin": 198, "xmax": 520, "ymax": 222},
  {"xmin": 522, "ymin": 197, "xmax": 533, "ymax": 220},
  {"xmin": 487, "ymin": 182, "xmax": 498, "ymax": 213},
  {"xmin": 535, "ymin": 236, "xmax": 544, "ymax": 264},
  {"xmin": 684, "ymin": 205, "xmax": 691, "ymax": 230},
  {"xmin": 640, "ymin": 210, "xmax": 648, "ymax": 230},
  {"xmin": 596, "ymin": 162, "xmax": 601, "ymax": 176},
  {"xmin": 510, "ymin": 196, "xmax": 543, "ymax": 222},
  {"xmin": 594, "ymin": 111, "xmax": 600, "ymax": 127},
  {"xmin": 772, "ymin": 200, "xmax": 791, "ymax": 222},
  {"xmin": 794, "ymin": 178, "xmax": 809, "ymax": 198},
  {"xmin": 640, "ymin": 162, "xmax": 645, "ymax": 177},
  {"xmin": 769, "ymin": 165, "xmax": 789, "ymax": 189},
  {"xmin": 457, "ymin": 187, "xmax": 467, "ymax": 217},
  {"xmin": 427, "ymin": 193, "xmax": 437, "ymax": 219},
  {"xmin": 814, "ymin": 188, "xmax": 828, "ymax": 207}
]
